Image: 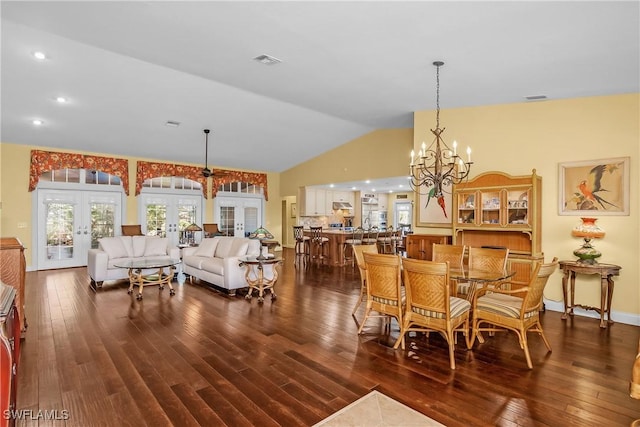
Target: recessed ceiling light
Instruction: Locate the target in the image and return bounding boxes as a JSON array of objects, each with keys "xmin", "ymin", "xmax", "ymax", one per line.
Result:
[
  {"xmin": 165, "ymin": 121, "xmax": 180, "ymax": 127},
  {"xmin": 55, "ymin": 96, "xmax": 67, "ymax": 103},
  {"xmin": 33, "ymin": 51, "xmax": 46, "ymax": 60},
  {"xmin": 351, "ymin": 186, "xmax": 357, "ymax": 190},
  {"xmin": 253, "ymin": 54, "xmax": 281, "ymax": 65},
  {"xmin": 32, "ymin": 119, "xmax": 44, "ymax": 126}
]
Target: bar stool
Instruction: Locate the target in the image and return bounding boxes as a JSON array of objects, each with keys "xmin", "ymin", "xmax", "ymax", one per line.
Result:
[
  {"xmin": 362, "ymin": 226, "xmax": 379, "ymax": 246},
  {"xmin": 377, "ymin": 226, "xmax": 395, "ymax": 254},
  {"xmin": 310, "ymin": 226, "xmax": 329, "ymax": 265},
  {"xmin": 343, "ymin": 227, "xmax": 364, "ymax": 266},
  {"xmin": 293, "ymin": 225, "xmax": 310, "ymax": 267}
]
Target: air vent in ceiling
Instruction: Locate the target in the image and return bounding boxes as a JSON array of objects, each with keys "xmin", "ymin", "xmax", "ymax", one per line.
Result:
[
  {"xmin": 253, "ymin": 54, "xmax": 282, "ymax": 65},
  {"xmin": 165, "ymin": 120, "xmax": 181, "ymax": 127},
  {"xmin": 524, "ymin": 95, "xmax": 548, "ymax": 101}
]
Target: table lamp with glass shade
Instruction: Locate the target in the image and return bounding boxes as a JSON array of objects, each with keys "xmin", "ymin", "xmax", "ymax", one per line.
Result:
[
  {"xmin": 249, "ymin": 226, "xmax": 274, "ymax": 260},
  {"xmin": 184, "ymin": 223, "xmax": 202, "ymax": 246},
  {"xmin": 572, "ymin": 217, "xmax": 605, "ymax": 264}
]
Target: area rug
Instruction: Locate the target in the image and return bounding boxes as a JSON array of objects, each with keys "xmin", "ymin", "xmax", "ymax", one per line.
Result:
[{"xmin": 313, "ymin": 390, "xmax": 444, "ymax": 426}]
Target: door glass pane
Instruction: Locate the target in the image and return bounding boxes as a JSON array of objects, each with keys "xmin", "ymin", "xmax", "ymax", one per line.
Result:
[
  {"xmin": 220, "ymin": 206, "xmax": 235, "ymax": 236},
  {"xmin": 177, "ymin": 204, "xmax": 197, "ymax": 244},
  {"xmin": 90, "ymin": 203, "xmax": 115, "ymax": 249},
  {"xmin": 45, "ymin": 202, "xmax": 74, "ymax": 260},
  {"xmin": 146, "ymin": 204, "xmax": 167, "ymax": 237},
  {"xmin": 244, "ymin": 207, "xmax": 258, "ymax": 237}
]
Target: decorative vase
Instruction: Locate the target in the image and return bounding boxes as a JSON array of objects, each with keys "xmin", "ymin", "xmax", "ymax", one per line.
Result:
[{"xmin": 571, "ymin": 217, "xmax": 605, "ymax": 264}]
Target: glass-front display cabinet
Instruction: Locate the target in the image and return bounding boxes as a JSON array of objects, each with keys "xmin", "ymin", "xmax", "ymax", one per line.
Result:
[{"xmin": 452, "ymin": 170, "xmax": 542, "ymax": 289}]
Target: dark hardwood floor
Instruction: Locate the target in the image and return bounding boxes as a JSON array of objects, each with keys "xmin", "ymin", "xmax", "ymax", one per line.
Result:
[{"xmin": 16, "ymin": 248, "xmax": 640, "ymax": 426}]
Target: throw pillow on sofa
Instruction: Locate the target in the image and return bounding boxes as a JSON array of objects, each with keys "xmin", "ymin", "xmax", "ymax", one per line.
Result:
[
  {"xmin": 144, "ymin": 237, "xmax": 169, "ymax": 257},
  {"xmin": 194, "ymin": 238, "xmax": 219, "ymax": 257},
  {"xmin": 99, "ymin": 237, "xmax": 129, "ymax": 259}
]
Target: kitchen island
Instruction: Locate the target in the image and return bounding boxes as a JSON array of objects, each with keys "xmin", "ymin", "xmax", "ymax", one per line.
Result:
[{"xmin": 303, "ymin": 229, "xmax": 394, "ymax": 266}]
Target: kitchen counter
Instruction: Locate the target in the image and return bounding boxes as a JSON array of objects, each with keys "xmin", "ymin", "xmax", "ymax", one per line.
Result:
[{"xmin": 304, "ymin": 229, "xmax": 393, "ymax": 266}]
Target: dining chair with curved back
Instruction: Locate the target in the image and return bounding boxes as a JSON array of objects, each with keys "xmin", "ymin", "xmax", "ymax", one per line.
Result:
[
  {"xmin": 469, "ymin": 257, "xmax": 559, "ymax": 369},
  {"xmin": 397, "ymin": 258, "xmax": 472, "ymax": 369},
  {"xmin": 358, "ymin": 252, "xmax": 405, "ymax": 349},
  {"xmin": 457, "ymin": 247, "xmax": 509, "ymax": 299},
  {"xmin": 351, "ymin": 243, "xmax": 379, "ymax": 317},
  {"xmin": 343, "ymin": 227, "xmax": 364, "ymax": 267},
  {"xmin": 293, "ymin": 225, "xmax": 310, "ymax": 267},
  {"xmin": 433, "ymin": 243, "xmax": 466, "ymax": 297}
]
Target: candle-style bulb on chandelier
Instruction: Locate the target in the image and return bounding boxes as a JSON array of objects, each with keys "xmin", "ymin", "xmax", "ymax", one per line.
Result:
[{"xmin": 409, "ymin": 61, "xmax": 473, "ymax": 195}]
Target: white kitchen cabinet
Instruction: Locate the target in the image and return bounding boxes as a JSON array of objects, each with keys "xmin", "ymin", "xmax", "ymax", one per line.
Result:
[
  {"xmin": 377, "ymin": 193, "xmax": 388, "ymax": 210},
  {"xmin": 300, "ymin": 187, "xmax": 328, "ymax": 216}
]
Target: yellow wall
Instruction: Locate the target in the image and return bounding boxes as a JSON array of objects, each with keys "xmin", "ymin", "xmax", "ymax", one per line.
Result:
[
  {"xmin": 280, "ymin": 128, "xmax": 414, "ymax": 196},
  {"xmin": 281, "ymin": 93, "xmax": 639, "ymax": 320},
  {"xmin": 411, "ymin": 93, "xmax": 638, "ymax": 318},
  {"xmin": 0, "ymin": 143, "xmax": 280, "ymax": 264}
]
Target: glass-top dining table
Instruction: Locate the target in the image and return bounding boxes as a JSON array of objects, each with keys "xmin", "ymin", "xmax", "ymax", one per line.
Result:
[{"xmin": 448, "ymin": 268, "xmax": 516, "ymax": 301}]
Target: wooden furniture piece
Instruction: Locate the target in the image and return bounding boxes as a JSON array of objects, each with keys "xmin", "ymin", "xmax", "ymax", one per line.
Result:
[
  {"xmin": 358, "ymin": 253, "xmax": 404, "ymax": 349},
  {"xmin": 309, "ymin": 226, "xmax": 329, "ymax": 265},
  {"xmin": 405, "ymin": 234, "xmax": 451, "ymax": 260},
  {"xmin": 293, "ymin": 226, "xmax": 310, "ymax": 267},
  {"xmin": 0, "ymin": 282, "xmax": 20, "ymax": 427},
  {"xmin": 203, "ymin": 223, "xmax": 224, "ymax": 237},
  {"xmin": 0, "ymin": 238, "xmax": 27, "ymax": 336},
  {"xmin": 470, "ymin": 258, "xmax": 558, "ymax": 369},
  {"xmin": 114, "ymin": 258, "xmax": 180, "ymax": 300},
  {"xmin": 343, "ymin": 227, "xmax": 364, "ymax": 266},
  {"xmin": 397, "ymin": 259, "xmax": 471, "ymax": 369},
  {"xmin": 433, "ymin": 244, "xmax": 466, "ymax": 296},
  {"xmin": 240, "ymin": 257, "xmax": 283, "ymax": 303},
  {"xmin": 559, "ymin": 260, "xmax": 621, "ymax": 328},
  {"xmin": 121, "ymin": 225, "xmax": 143, "ymax": 236},
  {"xmin": 452, "ymin": 170, "xmax": 543, "ymax": 290},
  {"xmin": 351, "ymin": 244, "xmax": 379, "ymax": 317}
]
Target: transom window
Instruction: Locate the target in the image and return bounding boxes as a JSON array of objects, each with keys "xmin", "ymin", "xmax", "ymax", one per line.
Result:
[
  {"xmin": 143, "ymin": 176, "xmax": 202, "ymax": 191},
  {"xmin": 217, "ymin": 181, "xmax": 263, "ymax": 195},
  {"xmin": 38, "ymin": 168, "xmax": 122, "ymax": 186}
]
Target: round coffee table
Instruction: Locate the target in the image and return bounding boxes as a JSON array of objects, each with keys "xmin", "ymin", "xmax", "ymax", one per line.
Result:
[
  {"xmin": 239, "ymin": 256, "xmax": 283, "ymax": 303},
  {"xmin": 114, "ymin": 258, "xmax": 181, "ymax": 300}
]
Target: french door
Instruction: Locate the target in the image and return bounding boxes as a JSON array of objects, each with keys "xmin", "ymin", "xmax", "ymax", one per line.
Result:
[
  {"xmin": 215, "ymin": 197, "xmax": 262, "ymax": 237},
  {"xmin": 138, "ymin": 193, "xmax": 203, "ymax": 246},
  {"xmin": 36, "ymin": 190, "xmax": 122, "ymax": 269}
]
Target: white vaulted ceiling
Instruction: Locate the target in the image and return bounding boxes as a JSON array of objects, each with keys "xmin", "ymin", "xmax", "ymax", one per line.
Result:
[{"xmin": 1, "ymin": 1, "xmax": 638, "ymax": 173}]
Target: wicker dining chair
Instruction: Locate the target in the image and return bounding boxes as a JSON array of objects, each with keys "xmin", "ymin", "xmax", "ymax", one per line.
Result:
[
  {"xmin": 352, "ymin": 243, "xmax": 379, "ymax": 317},
  {"xmin": 433, "ymin": 244, "xmax": 466, "ymax": 295},
  {"xmin": 397, "ymin": 258, "xmax": 471, "ymax": 369},
  {"xmin": 358, "ymin": 252, "xmax": 405, "ymax": 349},
  {"xmin": 457, "ymin": 247, "xmax": 509, "ymax": 299},
  {"xmin": 469, "ymin": 257, "xmax": 559, "ymax": 369}
]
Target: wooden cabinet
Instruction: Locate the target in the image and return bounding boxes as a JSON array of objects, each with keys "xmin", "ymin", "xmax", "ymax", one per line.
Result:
[
  {"xmin": 453, "ymin": 170, "xmax": 542, "ymax": 288},
  {"xmin": 299, "ymin": 187, "xmax": 328, "ymax": 216},
  {"xmin": 0, "ymin": 282, "xmax": 20, "ymax": 427},
  {"xmin": 0, "ymin": 238, "xmax": 26, "ymax": 336},
  {"xmin": 405, "ymin": 234, "xmax": 451, "ymax": 260}
]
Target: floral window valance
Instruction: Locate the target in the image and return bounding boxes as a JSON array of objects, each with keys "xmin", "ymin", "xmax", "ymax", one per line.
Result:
[
  {"xmin": 136, "ymin": 161, "xmax": 208, "ymax": 198},
  {"xmin": 29, "ymin": 150, "xmax": 130, "ymax": 195},
  {"xmin": 136, "ymin": 161, "xmax": 268, "ymax": 200},
  {"xmin": 212, "ymin": 171, "xmax": 269, "ymax": 201}
]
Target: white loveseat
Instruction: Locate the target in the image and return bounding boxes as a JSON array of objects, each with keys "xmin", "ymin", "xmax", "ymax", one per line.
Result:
[
  {"xmin": 181, "ymin": 236, "xmax": 261, "ymax": 295},
  {"xmin": 87, "ymin": 236, "xmax": 180, "ymax": 289}
]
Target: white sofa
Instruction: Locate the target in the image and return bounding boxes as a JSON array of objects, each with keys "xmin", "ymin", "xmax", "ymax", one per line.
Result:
[
  {"xmin": 181, "ymin": 236, "xmax": 261, "ymax": 295},
  {"xmin": 87, "ymin": 236, "xmax": 180, "ymax": 289}
]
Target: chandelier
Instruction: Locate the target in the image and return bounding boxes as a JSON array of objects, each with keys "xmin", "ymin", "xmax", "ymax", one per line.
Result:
[{"xmin": 409, "ymin": 61, "xmax": 473, "ymax": 196}]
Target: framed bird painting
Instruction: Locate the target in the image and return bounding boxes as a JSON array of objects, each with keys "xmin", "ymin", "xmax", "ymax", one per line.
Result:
[
  {"xmin": 416, "ymin": 182, "xmax": 453, "ymax": 227},
  {"xmin": 559, "ymin": 157, "xmax": 629, "ymax": 216}
]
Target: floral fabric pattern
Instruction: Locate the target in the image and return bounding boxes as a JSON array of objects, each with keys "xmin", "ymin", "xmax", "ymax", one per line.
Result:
[{"xmin": 29, "ymin": 150, "xmax": 129, "ymax": 194}]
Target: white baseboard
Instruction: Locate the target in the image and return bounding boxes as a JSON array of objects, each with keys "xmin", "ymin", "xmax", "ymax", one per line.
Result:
[{"xmin": 544, "ymin": 299, "xmax": 640, "ymax": 326}]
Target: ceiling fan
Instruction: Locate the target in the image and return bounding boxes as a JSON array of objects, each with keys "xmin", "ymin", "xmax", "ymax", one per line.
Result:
[
  {"xmin": 201, "ymin": 128, "xmax": 230, "ymax": 179},
  {"xmin": 202, "ymin": 129, "xmax": 213, "ymax": 177}
]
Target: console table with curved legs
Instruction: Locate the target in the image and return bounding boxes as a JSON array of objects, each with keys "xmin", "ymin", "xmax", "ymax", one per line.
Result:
[{"xmin": 559, "ymin": 260, "xmax": 622, "ymax": 328}]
